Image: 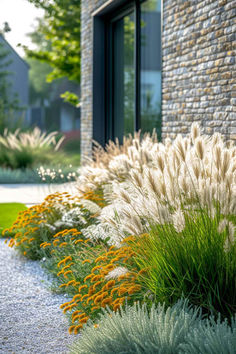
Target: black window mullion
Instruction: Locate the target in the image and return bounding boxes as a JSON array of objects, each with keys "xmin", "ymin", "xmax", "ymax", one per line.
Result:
[{"xmin": 134, "ymin": 0, "xmax": 141, "ymax": 132}]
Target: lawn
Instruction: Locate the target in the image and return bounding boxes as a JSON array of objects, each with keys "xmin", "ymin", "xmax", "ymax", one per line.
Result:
[{"xmin": 0, "ymin": 203, "xmax": 27, "ymax": 234}]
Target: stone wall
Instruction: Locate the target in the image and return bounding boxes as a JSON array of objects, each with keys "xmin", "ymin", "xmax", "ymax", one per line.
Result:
[
  {"xmin": 81, "ymin": 0, "xmax": 236, "ymax": 163},
  {"xmin": 81, "ymin": 0, "xmax": 107, "ymax": 164},
  {"xmin": 162, "ymin": 0, "xmax": 236, "ymax": 141}
]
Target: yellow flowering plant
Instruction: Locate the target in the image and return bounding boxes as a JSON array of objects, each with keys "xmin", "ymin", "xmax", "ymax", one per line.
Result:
[
  {"xmin": 3, "ymin": 189, "xmax": 104, "ymax": 260},
  {"xmin": 39, "ymin": 228, "xmax": 109, "ymax": 295},
  {"xmin": 57, "ymin": 237, "xmax": 146, "ymax": 335}
]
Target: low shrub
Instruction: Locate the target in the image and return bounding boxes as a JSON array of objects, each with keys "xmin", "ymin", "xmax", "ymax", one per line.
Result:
[
  {"xmin": 4, "ymin": 191, "xmax": 101, "ymax": 259},
  {"xmin": 70, "ymin": 299, "xmax": 236, "ymax": 354},
  {"xmin": 0, "ymin": 167, "xmax": 40, "ymax": 183},
  {"xmin": 54, "ymin": 237, "xmax": 145, "ymax": 334},
  {"xmin": 40, "ymin": 229, "xmax": 107, "ymax": 294}
]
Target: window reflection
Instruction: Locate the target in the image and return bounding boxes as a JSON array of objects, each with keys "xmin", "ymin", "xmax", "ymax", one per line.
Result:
[
  {"xmin": 140, "ymin": 0, "xmax": 162, "ymax": 140},
  {"xmin": 124, "ymin": 14, "xmax": 135, "ymax": 136},
  {"xmin": 113, "ymin": 12, "xmax": 135, "ymax": 141}
]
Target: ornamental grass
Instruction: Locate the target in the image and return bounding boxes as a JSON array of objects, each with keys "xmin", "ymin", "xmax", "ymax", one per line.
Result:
[
  {"xmin": 3, "ymin": 123, "xmax": 236, "ymax": 338},
  {"xmin": 0, "ymin": 127, "xmax": 65, "ymax": 169},
  {"xmin": 129, "ymin": 210, "xmax": 236, "ymax": 320}
]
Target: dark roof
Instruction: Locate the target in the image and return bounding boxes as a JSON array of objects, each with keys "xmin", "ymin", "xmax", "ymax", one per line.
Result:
[{"xmin": 0, "ymin": 34, "xmax": 30, "ymax": 69}]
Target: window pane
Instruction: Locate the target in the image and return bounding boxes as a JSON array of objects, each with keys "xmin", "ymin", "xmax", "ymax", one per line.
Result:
[
  {"xmin": 140, "ymin": 0, "xmax": 162, "ymax": 140},
  {"xmin": 113, "ymin": 11, "xmax": 135, "ymax": 140}
]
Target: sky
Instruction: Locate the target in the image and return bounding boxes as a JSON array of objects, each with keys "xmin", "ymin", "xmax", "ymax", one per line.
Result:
[{"xmin": 0, "ymin": 0, "xmax": 44, "ymax": 57}]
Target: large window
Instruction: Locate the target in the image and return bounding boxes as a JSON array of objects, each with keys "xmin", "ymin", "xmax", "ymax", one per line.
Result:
[
  {"xmin": 93, "ymin": 0, "xmax": 162, "ymax": 144},
  {"xmin": 113, "ymin": 10, "xmax": 135, "ymax": 139},
  {"xmin": 140, "ymin": 0, "xmax": 162, "ymax": 138}
]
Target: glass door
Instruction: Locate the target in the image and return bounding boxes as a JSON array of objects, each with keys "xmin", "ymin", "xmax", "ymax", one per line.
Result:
[
  {"xmin": 140, "ymin": 0, "xmax": 162, "ymax": 140},
  {"xmin": 104, "ymin": 0, "xmax": 162, "ymax": 142},
  {"xmin": 110, "ymin": 9, "xmax": 136, "ymax": 141}
]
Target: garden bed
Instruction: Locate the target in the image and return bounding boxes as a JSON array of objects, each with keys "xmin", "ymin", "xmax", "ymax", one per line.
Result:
[{"xmin": 2, "ymin": 124, "xmax": 236, "ymax": 353}]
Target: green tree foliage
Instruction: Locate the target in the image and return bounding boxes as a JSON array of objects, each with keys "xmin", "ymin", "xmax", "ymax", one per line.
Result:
[
  {"xmin": 0, "ymin": 38, "xmax": 23, "ymax": 133},
  {"xmin": 26, "ymin": 0, "xmax": 81, "ymax": 105},
  {"xmin": 25, "ymin": 19, "xmax": 53, "ymax": 105},
  {"xmin": 27, "ymin": 57, "xmax": 52, "ymax": 105}
]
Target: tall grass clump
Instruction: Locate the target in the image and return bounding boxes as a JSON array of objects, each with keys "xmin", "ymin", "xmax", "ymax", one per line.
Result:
[
  {"xmin": 82, "ymin": 124, "xmax": 236, "ymax": 319},
  {"xmin": 70, "ymin": 299, "xmax": 236, "ymax": 354},
  {"xmin": 0, "ymin": 127, "xmax": 65, "ymax": 168},
  {"xmin": 78, "ymin": 130, "xmax": 158, "ymax": 192},
  {"xmin": 131, "ymin": 211, "xmax": 236, "ymax": 319}
]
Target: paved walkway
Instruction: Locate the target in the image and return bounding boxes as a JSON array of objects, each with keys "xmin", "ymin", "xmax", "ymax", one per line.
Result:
[
  {"xmin": 0, "ymin": 239, "xmax": 76, "ymax": 353},
  {"xmin": 0, "ymin": 183, "xmax": 77, "ymax": 205}
]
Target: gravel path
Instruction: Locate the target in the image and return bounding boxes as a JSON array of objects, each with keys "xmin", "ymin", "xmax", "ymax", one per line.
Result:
[{"xmin": 0, "ymin": 239, "xmax": 76, "ymax": 354}]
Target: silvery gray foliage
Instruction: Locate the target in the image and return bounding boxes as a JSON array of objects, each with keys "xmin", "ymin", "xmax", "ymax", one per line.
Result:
[
  {"xmin": 70, "ymin": 299, "xmax": 236, "ymax": 354},
  {"xmin": 181, "ymin": 315, "xmax": 236, "ymax": 354}
]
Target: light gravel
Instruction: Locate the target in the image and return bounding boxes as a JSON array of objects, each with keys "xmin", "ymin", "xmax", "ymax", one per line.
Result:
[{"xmin": 0, "ymin": 239, "xmax": 76, "ymax": 354}]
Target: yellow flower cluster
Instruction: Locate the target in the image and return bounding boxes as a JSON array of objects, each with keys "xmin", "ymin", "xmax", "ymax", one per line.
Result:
[
  {"xmin": 3, "ymin": 187, "xmax": 145, "ymax": 336},
  {"xmin": 3, "ymin": 192, "xmax": 82, "ymax": 257},
  {"xmin": 58, "ymin": 237, "xmax": 143, "ymax": 335},
  {"xmin": 82, "ymin": 190, "xmax": 106, "ymax": 208}
]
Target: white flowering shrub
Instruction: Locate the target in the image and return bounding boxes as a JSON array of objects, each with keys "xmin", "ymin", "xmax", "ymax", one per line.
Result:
[{"xmin": 70, "ymin": 299, "xmax": 236, "ymax": 354}]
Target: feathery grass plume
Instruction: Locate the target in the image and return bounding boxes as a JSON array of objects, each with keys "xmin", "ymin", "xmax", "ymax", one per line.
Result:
[
  {"xmin": 172, "ymin": 208, "xmax": 185, "ymax": 233},
  {"xmin": 190, "ymin": 122, "xmax": 201, "ymax": 143},
  {"xmin": 77, "ymin": 130, "xmax": 159, "ymax": 192},
  {"xmin": 105, "ymin": 267, "xmax": 129, "ymax": 280},
  {"xmin": 0, "ymin": 127, "xmax": 64, "ymax": 151},
  {"xmin": 82, "ymin": 122, "xmax": 235, "ymax": 248},
  {"xmin": 70, "ymin": 299, "xmax": 236, "ymax": 354},
  {"xmin": 0, "ymin": 128, "xmax": 65, "ymax": 169},
  {"xmin": 194, "ymin": 136, "xmax": 205, "ymax": 160}
]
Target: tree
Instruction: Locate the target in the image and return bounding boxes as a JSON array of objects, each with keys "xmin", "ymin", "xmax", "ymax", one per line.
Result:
[
  {"xmin": 25, "ymin": 19, "xmax": 53, "ymax": 106},
  {"xmin": 0, "ymin": 36, "xmax": 23, "ymax": 132},
  {"xmin": 25, "ymin": 0, "xmax": 81, "ymax": 106},
  {"xmin": 27, "ymin": 57, "xmax": 53, "ymax": 105}
]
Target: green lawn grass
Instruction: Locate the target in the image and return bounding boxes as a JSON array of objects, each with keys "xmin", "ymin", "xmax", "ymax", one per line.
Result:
[{"xmin": 0, "ymin": 203, "xmax": 27, "ymax": 235}]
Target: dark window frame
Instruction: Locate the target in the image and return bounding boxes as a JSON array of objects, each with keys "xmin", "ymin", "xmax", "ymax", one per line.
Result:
[{"xmin": 93, "ymin": 0, "xmax": 159, "ymax": 145}]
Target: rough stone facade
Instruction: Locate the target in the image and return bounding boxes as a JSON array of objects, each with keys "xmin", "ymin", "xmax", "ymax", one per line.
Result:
[
  {"xmin": 162, "ymin": 0, "xmax": 236, "ymax": 141},
  {"xmin": 81, "ymin": 0, "xmax": 106, "ymax": 163},
  {"xmin": 81, "ymin": 0, "xmax": 236, "ymax": 163}
]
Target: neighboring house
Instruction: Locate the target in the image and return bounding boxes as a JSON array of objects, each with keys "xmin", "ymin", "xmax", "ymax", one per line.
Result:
[
  {"xmin": 80, "ymin": 0, "xmax": 235, "ymax": 163},
  {"xmin": 0, "ymin": 34, "xmax": 29, "ymax": 123},
  {"xmin": 30, "ymin": 78, "xmax": 80, "ymax": 133}
]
